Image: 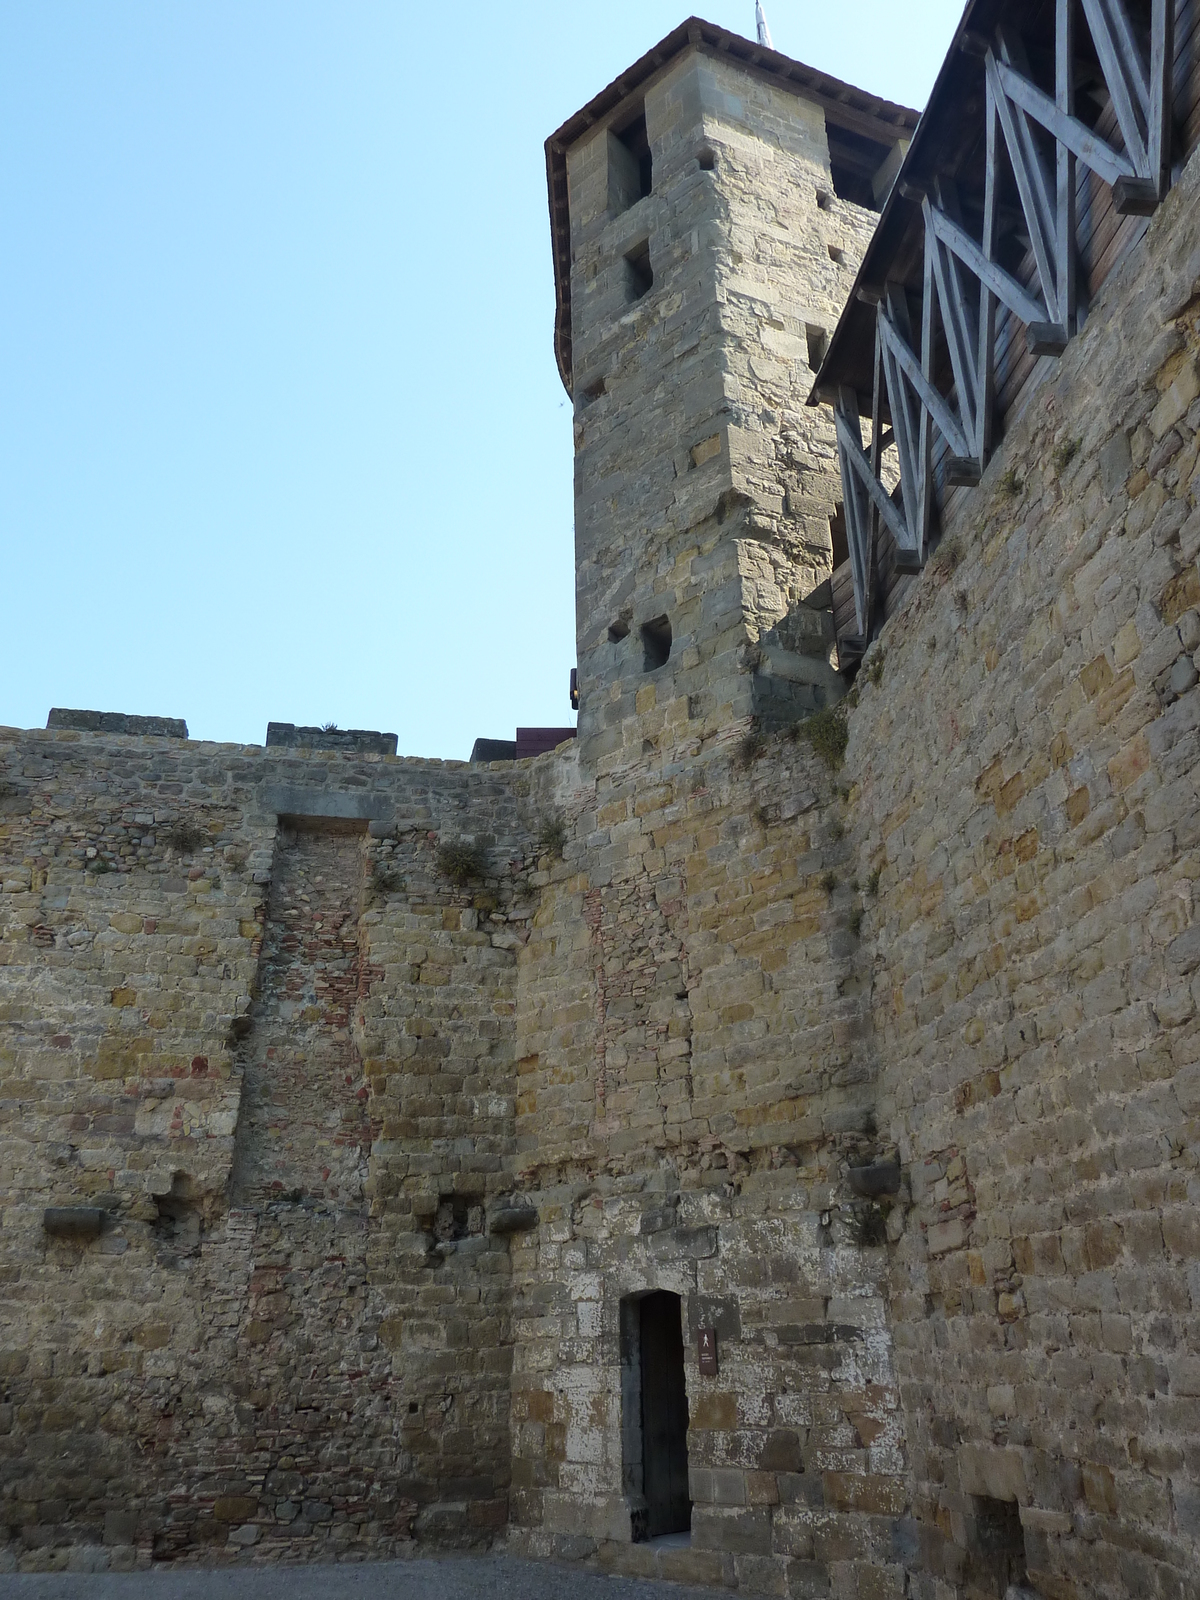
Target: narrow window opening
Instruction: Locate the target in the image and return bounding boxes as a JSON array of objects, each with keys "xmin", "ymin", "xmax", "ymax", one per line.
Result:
[
  {"xmin": 621, "ymin": 1292, "xmax": 691, "ymax": 1543},
  {"xmin": 697, "ymin": 145, "xmax": 717, "ymax": 172},
  {"xmin": 618, "ymin": 111, "xmax": 653, "ymax": 198},
  {"xmin": 828, "ymin": 125, "xmax": 892, "ymax": 210},
  {"xmin": 967, "ymin": 1495, "xmax": 1028, "ymax": 1594},
  {"xmin": 641, "ymin": 616, "xmax": 672, "ymax": 672},
  {"xmin": 625, "ymin": 239, "xmax": 654, "ymax": 302},
  {"xmin": 608, "ymin": 109, "xmax": 652, "ymax": 213},
  {"xmin": 805, "ymin": 324, "xmax": 829, "ymax": 371},
  {"xmin": 608, "ymin": 618, "xmax": 631, "ymax": 644},
  {"xmin": 829, "ymin": 505, "xmax": 849, "ymax": 570}
]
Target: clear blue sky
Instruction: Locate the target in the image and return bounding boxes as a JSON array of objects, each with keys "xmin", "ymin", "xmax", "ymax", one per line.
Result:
[{"xmin": 0, "ymin": 1, "xmax": 963, "ymax": 758}]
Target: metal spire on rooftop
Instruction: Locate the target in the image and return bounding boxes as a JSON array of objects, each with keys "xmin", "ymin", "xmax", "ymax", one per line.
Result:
[{"xmin": 755, "ymin": 0, "xmax": 774, "ymax": 48}]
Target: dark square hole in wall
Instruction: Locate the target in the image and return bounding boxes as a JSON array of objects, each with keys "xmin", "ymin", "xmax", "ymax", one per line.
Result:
[
  {"xmin": 608, "ymin": 618, "xmax": 631, "ymax": 643},
  {"xmin": 581, "ymin": 376, "xmax": 606, "ymax": 405},
  {"xmin": 641, "ymin": 616, "xmax": 672, "ymax": 671},
  {"xmin": 966, "ymin": 1496, "xmax": 1027, "ymax": 1596},
  {"xmin": 153, "ymin": 1175, "xmax": 201, "ymax": 1261},
  {"xmin": 806, "ymin": 323, "xmax": 829, "ymax": 371},
  {"xmin": 697, "ymin": 144, "xmax": 717, "ymax": 171},
  {"xmin": 625, "ymin": 239, "xmax": 654, "ymax": 302},
  {"xmin": 434, "ymin": 1195, "xmax": 483, "ymax": 1242},
  {"xmin": 830, "ymin": 504, "xmax": 849, "ymax": 569},
  {"xmin": 816, "ymin": 188, "xmax": 833, "ymax": 211},
  {"xmin": 828, "ymin": 244, "xmax": 846, "ymax": 265}
]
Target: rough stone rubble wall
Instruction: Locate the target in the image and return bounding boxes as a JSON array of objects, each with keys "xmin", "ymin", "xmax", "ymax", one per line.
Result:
[{"xmin": 0, "ymin": 736, "xmax": 539, "ymax": 1567}]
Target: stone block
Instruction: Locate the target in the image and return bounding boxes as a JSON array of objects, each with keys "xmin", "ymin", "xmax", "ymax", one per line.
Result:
[
  {"xmin": 692, "ymin": 1505, "xmax": 774, "ymax": 1556},
  {"xmin": 957, "ymin": 1447, "xmax": 1027, "ymax": 1503}
]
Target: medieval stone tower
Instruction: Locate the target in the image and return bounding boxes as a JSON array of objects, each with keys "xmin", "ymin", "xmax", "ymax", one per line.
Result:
[{"xmin": 547, "ymin": 21, "xmax": 914, "ymax": 762}]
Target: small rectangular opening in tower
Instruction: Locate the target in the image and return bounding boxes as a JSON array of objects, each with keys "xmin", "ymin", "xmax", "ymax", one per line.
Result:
[
  {"xmin": 607, "ymin": 107, "xmax": 652, "ymax": 214},
  {"xmin": 641, "ymin": 615, "xmax": 671, "ymax": 671},
  {"xmin": 805, "ymin": 324, "xmax": 829, "ymax": 371},
  {"xmin": 624, "ymin": 239, "xmax": 654, "ymax": 302},
  {"xmin": 827, "ymin": 125, "xmax": 894, "ymax": 211},
  {"xmin": 617, "ymin": 110, "xmax": 652, "ymax": 198}
]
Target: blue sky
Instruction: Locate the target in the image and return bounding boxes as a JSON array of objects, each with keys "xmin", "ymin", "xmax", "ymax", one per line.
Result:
[{"xmin": 0, "ymin": 0, "xmax": 963, "ymax": 758}]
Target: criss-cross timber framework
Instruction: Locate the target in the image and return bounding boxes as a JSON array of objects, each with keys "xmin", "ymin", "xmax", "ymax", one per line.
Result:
[{"xmin": 815, "ymin": 0, "xmax": 1191, "ymax": 656}]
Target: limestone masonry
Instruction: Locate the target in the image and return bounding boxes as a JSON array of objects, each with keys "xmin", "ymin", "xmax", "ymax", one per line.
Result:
[{"xmin": 4, "ymin": 11, "xmax": 1200, "ymax": 1600}]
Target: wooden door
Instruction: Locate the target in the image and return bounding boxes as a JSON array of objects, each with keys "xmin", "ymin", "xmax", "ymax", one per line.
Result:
[{"xmin": 639, "ymin": 1291, "xmax": 691, "ymax": 1537}]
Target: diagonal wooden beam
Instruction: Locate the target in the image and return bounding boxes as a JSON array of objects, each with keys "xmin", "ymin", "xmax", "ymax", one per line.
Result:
[
  {"xmin": 835, "ymin": 400, "xmax": 912, "ymax": 553},
  {"xmin": 925, "ymin": 200, "xmax": 1047, "ymax": 329},
  {"xmin": 987, "ymin": 46, "xmax": 1059, "ymax": 321},
  {"xmin": 1148, "ymin": 0, "xmax": 1175, "ymax": 197},
  {"xmin": 878, "ymin": 304, "xmax": 972, "ymax": 462},
  {"xmin": 878, "ymin": 293, "xmax": 924, "ymax": 547},
  {"xmin": 1080, "ymin": 0, "xmax": 1149, "ymax": 174},
  {"xmin": 834, "ymin": 391, "xmax": 876, "ymax": 637},
  {"xmin": 926, "ymin": 208, "xmax": 981, "ymax": 435},
  {"xmin": 992, "ymin": 54, "xmax": 1134, "ymax": 188}
]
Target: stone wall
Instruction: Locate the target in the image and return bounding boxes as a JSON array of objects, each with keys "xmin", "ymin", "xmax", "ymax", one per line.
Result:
[
  {"xmin": 839, "ymin": 144, "xmax": 1200, "ymax": 1600},
  {"xmin": 505, "ymin": 734, "xmax": 906, "ymax": 1596},
  {"xmin": 504, "ymin": 136, "xmax": 1200, "ymax": 1600},
  {"xmin": 0, "ymin": 732, "xmax": 543, "ymax": 1568}
]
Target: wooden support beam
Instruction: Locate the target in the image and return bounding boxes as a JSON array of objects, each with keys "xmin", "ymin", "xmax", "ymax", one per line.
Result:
[
  {"xmin": 835, "ymin": 404, "xmax": 911, "ymax": 553},
  {"xmin": 1080, "ymin": 0, "xmax": 1149, "ymax": 174},
  {"xmin": 834, "ymin": 390, "xmax": 876, "ymax": 639},
  {"xmin": 920, "ymin": 233, "xmax": 937, "ymax": 552},
  {"xmin": 1112, "ymin": 175, "xmax": 1161, "ymax": 213},
  {"xmin": 879, "ymin": 302, "xmax": 972, "ymax": 461},
  {"xmin": 988, "ymin": 39, "xmax": 1058, "ymax": 316},
  {"xmin": 1056, "ymin": 0, "xmax": 1077, "ymax": 333},
  {"xmin": 925, "ymin": 201, "xmax": 1047, "ymax": 329},
  {"xmin": 946, "ymin": 457, "xmax": 983, "ymax": 486},
  {"xmin": 870, "ymin": 323, "xmax": 885, "ymax": 583},
  {"xmin": 879, "ymin": 290, "xmax": 924, "ymax": 548},
  {"xmin": 976, "ymin": 92, "xmax": 999, "ymax": 463},
  {"xmin": 992, "ymin": 55, "xmax": 1134, "ymax": 187},
  {"xmin": 927, "ymin": 187, "xmax": 982, "ymax": 439},
  {"xmin": 1149, "ymin": 0, "xmax": 1175, "ymax": 197}
]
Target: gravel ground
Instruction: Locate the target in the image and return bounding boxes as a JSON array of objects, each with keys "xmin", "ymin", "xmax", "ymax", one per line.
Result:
[{"xmin": 0, "ymin": 1556, "xmax": 721, "ymax": 1600}]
